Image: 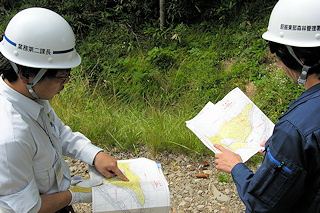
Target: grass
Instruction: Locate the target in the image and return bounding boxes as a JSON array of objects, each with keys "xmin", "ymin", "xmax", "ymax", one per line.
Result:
[
  {"xmin": 217, "ymin": 171, "xmax": 233, "ymax": 183},
  {"xmin": 50, "ymin": 73, "xmax": 210, "ymax": 156}
]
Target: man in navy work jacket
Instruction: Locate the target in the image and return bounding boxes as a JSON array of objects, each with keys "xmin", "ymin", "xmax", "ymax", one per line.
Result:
[{"xmin": 214, "ymin": 0, "xmax": 320, "ymax": 212}]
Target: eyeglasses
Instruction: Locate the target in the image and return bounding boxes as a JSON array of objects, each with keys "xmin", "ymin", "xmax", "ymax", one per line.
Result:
[{"xmin": 52, "ymin": 75, "xmax": 71, "ymax": 84}]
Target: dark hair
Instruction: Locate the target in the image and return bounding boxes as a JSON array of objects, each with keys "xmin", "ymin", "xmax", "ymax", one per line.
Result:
[
  {"xmin": 0, "ymin": 52, "xmax": 17, "ymax": 82},
  {"xmin": 269, "ymin": 41, "xmax": 320, "ymax": 76},
  {"xmin": 0, "ymin": 52, "xmax": 59, "ymax": 82}
]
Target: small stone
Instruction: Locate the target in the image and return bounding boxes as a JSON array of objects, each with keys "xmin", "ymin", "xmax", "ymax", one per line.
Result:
[
  {"xmin": 179, "ymin": 201, "xmax": 186, "ymax": 206},
  {"xmin": 184, "ymin": 197, "xmax": 193, "ymax": 202},
  {"xmin": 168, "ymin": 174, "xmax": 175, "ymax": 178},
  {"xmin": 69, "ymin": 166, "xmax": 77, "ymax": 172},
  {"xmin": 197, "ymin": 205, "xmax": 205, "ymax": 210},
  {"xmin": 203, "ymin": 206, "xmax": 213, "ymax": 212},
  {"xmin": 209, "ymin": 184, "xmax": 231, "ymax": 202},
  {"xmin": 203, "ymin": 170, "xmax": 213, "ymax": 175}
]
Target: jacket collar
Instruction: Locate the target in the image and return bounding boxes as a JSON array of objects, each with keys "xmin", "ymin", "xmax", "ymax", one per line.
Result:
[{"xmin": 280, "ymin": 83, "xmax": 320, "ymax": 119}]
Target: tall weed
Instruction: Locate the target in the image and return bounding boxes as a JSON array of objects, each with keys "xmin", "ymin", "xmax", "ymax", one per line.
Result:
[{"xmin": 51, "ymin": 74, "xmax": 208, "ymax": 155}]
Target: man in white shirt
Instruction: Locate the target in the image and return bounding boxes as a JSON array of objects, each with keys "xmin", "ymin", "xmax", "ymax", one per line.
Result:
[{"xmin": 0, "ymin": 7, "xmax": 128, "ymax": 213}]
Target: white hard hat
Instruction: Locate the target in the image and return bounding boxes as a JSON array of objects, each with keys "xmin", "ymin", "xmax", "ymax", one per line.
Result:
[
  {"xmin": 0, "ymin": 7, "xmax": 81, "ymax": 69},
  {"xmin": 262, "ymin": 0, "xmax": 320, "ymax": 47}
]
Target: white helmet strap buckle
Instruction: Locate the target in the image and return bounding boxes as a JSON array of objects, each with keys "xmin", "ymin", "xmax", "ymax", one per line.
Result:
[{"xmin": 298, "ymin": 66, "xmax": 310, "ymax": 85}]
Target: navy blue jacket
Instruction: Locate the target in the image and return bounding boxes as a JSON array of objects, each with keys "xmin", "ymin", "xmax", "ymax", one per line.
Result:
[{"xmin": 231, "ymin": 83, "xmax": 320, "ymax": 212}]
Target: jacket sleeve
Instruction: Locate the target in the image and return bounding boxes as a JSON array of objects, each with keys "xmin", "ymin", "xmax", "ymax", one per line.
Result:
[{"xmin": 231, "ymin": 120, "xmax": 306, "ymax": 212}]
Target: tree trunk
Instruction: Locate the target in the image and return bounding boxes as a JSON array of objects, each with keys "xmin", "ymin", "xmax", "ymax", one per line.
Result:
[{"xmin": 159, "ymin": 0, "xmax": 165, "ymax": 28}]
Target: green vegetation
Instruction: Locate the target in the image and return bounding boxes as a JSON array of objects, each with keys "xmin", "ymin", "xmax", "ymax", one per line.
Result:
[
  {"xmin": 0, "ymin": 0, "xmax": 305, "ymax": 168},
  {"xmin": 217, "ymin": 172, "xmax": 233, "ymax": 183}
]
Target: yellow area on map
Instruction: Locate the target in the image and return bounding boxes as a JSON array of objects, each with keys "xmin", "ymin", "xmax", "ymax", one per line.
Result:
[
  {"xmin": 208, "ymin": 104, "xmax": 253, "ymax": 151},
  {"xmin": 105, "ymin": 162, "xmax": 145, "ymax": 206}
]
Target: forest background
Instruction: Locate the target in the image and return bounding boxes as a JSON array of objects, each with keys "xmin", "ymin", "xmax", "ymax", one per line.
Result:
[{"xmin": 0, "ymin": 0, "xmax": 304, "ymax": 166}]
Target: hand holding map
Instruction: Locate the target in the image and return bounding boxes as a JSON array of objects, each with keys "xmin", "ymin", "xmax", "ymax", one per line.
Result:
[
  {"xmin": 90, "ymin": 158, "xmax": 170, "ymax": 213},
  {"xmin": 214, "ymin": 144, "xmax": 244, "ymax": 173},
  {"xmin": 186, "ymin": 87, "xmax": 274, "ymax": 162}
]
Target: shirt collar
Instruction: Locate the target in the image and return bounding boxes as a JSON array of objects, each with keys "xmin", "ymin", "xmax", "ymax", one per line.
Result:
[{"xmin": 0, "ymin": 77, "xmax": 43, "ymax": 120}]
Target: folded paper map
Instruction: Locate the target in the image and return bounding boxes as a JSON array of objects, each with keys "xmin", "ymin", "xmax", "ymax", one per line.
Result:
[
  {"xmin": 89, "ymin": 158, "xmax": 170, "ymax": 213},
  {"xmin": 186, "ymin": 87, "xmax": 274, "ymax": 162}
]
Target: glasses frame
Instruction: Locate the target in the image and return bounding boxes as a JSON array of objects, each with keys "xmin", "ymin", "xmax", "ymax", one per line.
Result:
[{"xmin": 52, "ymin": 75, "xmax": 71, "ymax": 84}]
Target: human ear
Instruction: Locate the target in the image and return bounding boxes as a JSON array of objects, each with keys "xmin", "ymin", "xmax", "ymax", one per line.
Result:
[{"xmin": 18, "ymin": 73, "xmax": 33, "ymax": 84}]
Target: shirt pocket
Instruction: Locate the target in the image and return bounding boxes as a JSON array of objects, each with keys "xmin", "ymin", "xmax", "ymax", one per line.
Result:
[
  {"xmin": 248, "ymin": 146, "xmax": 304, "ymax": 207},
  {"xmin": 33, "ymin": 151, "xmax": 56, "ymax": 193}
]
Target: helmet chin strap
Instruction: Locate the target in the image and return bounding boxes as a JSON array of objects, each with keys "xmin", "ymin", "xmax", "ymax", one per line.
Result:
[
  {"xmin": 9, "ymin": 61, "xmax": 48, "ymax": 99},
  {"xmin": 26, "ymin": 68, "xmax": 48, "ymax": 99},
  {"xmin": 286, "ymin": 46, "xmax": 313, "ymax": 85}
]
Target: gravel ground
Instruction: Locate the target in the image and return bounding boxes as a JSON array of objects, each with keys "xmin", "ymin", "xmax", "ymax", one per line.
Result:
[{"xmin": 66, "ymin": 148, "xmax": 246, "ymax": 213}]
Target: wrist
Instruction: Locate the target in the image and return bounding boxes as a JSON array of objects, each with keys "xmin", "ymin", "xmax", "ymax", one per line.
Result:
[{"xmin": 93, "ymin": 150, "xmax": 104, "ymax": 165}]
